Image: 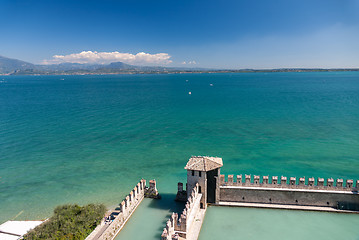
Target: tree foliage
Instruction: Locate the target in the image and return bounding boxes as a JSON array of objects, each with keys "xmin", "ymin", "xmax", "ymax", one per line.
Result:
[{"xmin": 23, "ymin": 203, "xmax": 106, "ymax": 240}]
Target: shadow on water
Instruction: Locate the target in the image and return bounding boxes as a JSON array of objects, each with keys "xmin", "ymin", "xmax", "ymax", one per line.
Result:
[
  {"xmin": 114, "ymin": 193, "xmax": 186, "ymax": 240},
  {"xmin": 148, "ymin": 193, "xmax": 186, "ymax": 235},
  {"xmin": 148, "ymin": 193, "xmax": 185, "ymax": 212}
]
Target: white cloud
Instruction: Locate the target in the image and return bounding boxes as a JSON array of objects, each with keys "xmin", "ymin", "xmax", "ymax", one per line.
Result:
[
  {"xmin": 182, "ymin": 60, "xmax": 197, "ymax": 65},
  {"xmin": 42, "ymin": 51, "xmax": 172, "ymax": 65}
]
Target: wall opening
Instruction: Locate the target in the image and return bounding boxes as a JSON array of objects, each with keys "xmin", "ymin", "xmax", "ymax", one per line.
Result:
[
  {"xmin": 199, "ymin": 186, "xmax": 202, "ymax": 193},
  {"xmin": 206, "ymin": 168, "xmax": 218, "ymax": 203},
  {"xmin": 199, "ymin": 171, "xmax": 201, "ymax": 177},
  {"xmin": 192, "ymin": 170, "xmax": 194, "ymax": 176}
]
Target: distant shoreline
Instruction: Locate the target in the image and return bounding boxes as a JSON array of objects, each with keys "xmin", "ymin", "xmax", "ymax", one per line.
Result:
[
  {"xmin": 1, "ymin": 68, "xmax": 359, "ymax": 76},
  {"xmin": 1, "ymin": 55, "xmax": 358, "ymax": 76}
]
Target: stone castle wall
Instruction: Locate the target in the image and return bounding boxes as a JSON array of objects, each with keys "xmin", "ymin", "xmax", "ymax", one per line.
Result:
[
  {"xmin": 220, "ymin": 174, "xmax": 358, "ymax": 190},
  {"xmin": 95, "ymin": 179, "xmax": 146, "ymax": 240},
  {"xmin": 87, "ymin": 179, "xmax": 158, "ymax": 240},
  {"xmin": 161, "ymin": 183, "xmax": 202, "ymax": 240},
  {"xmin": 186, "ymin": 170, "xmax": 207, "ymax": 209},
  {"xmin": 219, "ymin": 174, "xmax": 359, "ymax": 210}
]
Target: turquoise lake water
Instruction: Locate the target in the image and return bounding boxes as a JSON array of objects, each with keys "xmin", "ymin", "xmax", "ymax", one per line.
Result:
[
  {"xmin": 198, "ymin": 206, "xmax": 359, "ymax": 240},
  {"xmin": 0, "ymin": 73, "xmax": 358, "ymax": 239}
]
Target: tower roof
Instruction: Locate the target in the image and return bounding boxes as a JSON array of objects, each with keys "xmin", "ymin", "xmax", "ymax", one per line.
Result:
[{"xmin": 184, "ymin": 156, "xmax": 223, "ymax": 172}]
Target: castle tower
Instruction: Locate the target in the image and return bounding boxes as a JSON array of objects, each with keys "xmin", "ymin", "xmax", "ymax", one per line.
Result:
[{"xmin": 184, "ymin": 156, "xmax": 223, "ymax": 208}]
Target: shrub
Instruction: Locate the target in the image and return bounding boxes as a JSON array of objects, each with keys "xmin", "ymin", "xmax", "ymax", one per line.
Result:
[{"xmin": 23, "ymin": 203, "xmax": 106, "ymax": 240}]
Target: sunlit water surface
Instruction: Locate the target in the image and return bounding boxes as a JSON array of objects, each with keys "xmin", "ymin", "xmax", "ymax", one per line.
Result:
[{"xmin": 0, "ymin": 73, "xmax": 358, "ymax": 239}]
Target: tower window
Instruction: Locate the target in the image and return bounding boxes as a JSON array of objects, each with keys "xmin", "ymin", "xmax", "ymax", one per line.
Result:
[
  {"xmin": 192, "ymin": 170, "xmax": 194, "ymax": 176},
  {"xmin": 199, "ymin": 171, "xmax": 201, "ymax": 177},
  {"xmin": 199, "ymin": 186, "xmax": 202, "ymax": 193}
]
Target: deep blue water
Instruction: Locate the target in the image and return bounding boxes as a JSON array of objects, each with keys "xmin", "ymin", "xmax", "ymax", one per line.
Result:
[{"xmin": 0, "ymin": 72, "xmax": 358, "ymax": 238}]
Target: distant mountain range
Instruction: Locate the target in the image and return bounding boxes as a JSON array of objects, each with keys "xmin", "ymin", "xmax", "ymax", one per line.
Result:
[
  {"xmin": 0, "ymin": 55, "xmax": 358, "ymax": 75},
  {"xmin": 0, "ymin": 55, "xmax": 207, "ymax": 75},
  {"xmin": 0, "ymin": 56, "xmax": 173, "ymax": 75},
  {"xmin": 0, "ymin": 55, "xmax": 36, "ymax": 73}
]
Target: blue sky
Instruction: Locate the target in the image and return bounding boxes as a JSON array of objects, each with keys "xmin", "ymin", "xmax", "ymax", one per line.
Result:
[{"xmin": 1, "ymin": 0, "xmax": 359, "ymax": 68}]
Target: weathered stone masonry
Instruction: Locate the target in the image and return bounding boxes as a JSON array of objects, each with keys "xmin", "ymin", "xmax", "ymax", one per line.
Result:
[
  {"xmin": 219, "ymin": 174, "xmax": 359, "ymax": 210},
  {"xmin": 163, "ymin": 156, "xmax": 358, "ymax": 240},
  {"xmin": 161, "ymin": 156, "xmax": 224, "ymax": 240},
  {"xmin": 161, "ymin": 183, "xmax": 202, "ymax": 240}
]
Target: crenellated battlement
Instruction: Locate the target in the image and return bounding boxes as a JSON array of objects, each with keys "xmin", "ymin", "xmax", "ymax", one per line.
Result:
[
  {"xmin": 161, "ymin": 183, "xmax": 202, "ymax": 240},
  {"xmin": 94, "ymin": 179, "xmax": 147, "ymax": 240},
  {"xmin": 220, "ymin": 174, "xmax": 358, "ymax": 191},
  {"xmin": 145, "ymin": 179, "xmax": 161, "ymax": 199},
  {"xmin": 84, "ymin": 156, "xmax": 358, "ymax": 240},
  {"xmin": 175, "ymin": 182, "xmax": 187, "ymax": 202},
  {"xmin": 87, "ymin": 179, "xmax": 159, "ymax": 240}
]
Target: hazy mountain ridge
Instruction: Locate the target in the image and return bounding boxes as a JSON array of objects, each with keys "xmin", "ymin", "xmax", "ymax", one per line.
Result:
[
  {"xmin": 0, "ymin": 55, "xmax": 204, "ymax": 75},
  {"xmin": 0, "ymin": 55, "xmax": 36, "ymax": 73},
  {"xmin": 1, "ymin": 55, "xmax": 359, "ymax": 75}
]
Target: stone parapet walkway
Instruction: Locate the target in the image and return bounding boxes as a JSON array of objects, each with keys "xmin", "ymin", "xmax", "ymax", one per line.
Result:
[{"xmin": 185, "ymin": 208, "xmax": 206, "ymax": 240}]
